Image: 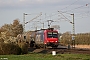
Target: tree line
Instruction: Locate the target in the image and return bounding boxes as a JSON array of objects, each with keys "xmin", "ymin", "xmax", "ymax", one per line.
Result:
[{"xmin": 60, "ymin": 32, "xmax": 90, "ymax": 45}]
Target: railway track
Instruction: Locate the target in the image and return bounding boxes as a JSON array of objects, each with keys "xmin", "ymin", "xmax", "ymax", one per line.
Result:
[{"xmin": 28, "ymin": 45, "xmax": 90, "ymax": 54}]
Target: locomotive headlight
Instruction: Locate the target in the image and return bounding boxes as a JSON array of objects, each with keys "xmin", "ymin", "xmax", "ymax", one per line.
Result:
[{"xmin": 55, "ymin": 41, "xmax": 57, "ymax": 42}]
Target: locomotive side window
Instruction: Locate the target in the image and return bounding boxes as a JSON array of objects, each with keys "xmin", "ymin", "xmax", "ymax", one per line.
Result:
[{"xmin": 47, "ymin": 32, "xmax": 58, "ymax": 38}]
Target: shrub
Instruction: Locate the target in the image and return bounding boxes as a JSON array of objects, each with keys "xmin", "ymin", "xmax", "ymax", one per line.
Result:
[
  {"xmin": 0, "ymin": 43, "xmax": 21, "ymax": 55},
  {"xmin": 18, "ymin": 41, "xmax": 28, "ymax": 54}
]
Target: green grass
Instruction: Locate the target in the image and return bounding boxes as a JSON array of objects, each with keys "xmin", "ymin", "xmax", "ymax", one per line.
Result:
[{"xmin": 0, "ymin": 53, "xmax": 90, "ymax": 60}]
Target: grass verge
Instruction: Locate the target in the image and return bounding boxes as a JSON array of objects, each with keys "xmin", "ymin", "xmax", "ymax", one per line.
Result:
[{"xmin": 0, "ymin": 53, "xmax": 90, "ymax": 60}]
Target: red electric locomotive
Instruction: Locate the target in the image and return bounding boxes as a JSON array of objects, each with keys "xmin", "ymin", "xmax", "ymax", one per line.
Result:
[{"xmin": 32, "ymin": 28, "xmax": 58, "ymax": 48}]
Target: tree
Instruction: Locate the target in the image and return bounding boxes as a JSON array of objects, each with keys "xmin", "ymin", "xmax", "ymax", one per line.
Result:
[
  {"xmin": 0, "ymin": 19, "xmax": 23, "ymax": 37},
  {"xmin": 12, "ymin": 24, "xmax": 23, "ymax": 37},
  {"xmin": 12, "ymin": 19, "xmax": 23, "ymax": 37},
  {"xmin": 13, "ymin": 19, "xmax": 19, "ymax": 27}
]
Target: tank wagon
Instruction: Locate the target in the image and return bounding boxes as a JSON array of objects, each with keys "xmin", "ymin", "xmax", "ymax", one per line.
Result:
[{"xmin": 30, "ymin": 28, "xmax": 59, "ymax": 48}]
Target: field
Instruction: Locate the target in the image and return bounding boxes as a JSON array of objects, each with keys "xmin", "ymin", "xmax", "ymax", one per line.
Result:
[
  {"xmin": 0, "ymin": 53, "xmax": 90, "ymax": 60},
  {"xmin": 75, "ymin": 45, "xmax": 90, "ymax": 49},
  {"xmin": 0, "ymin": 45, "xmax": 90, "ymax": 60}
]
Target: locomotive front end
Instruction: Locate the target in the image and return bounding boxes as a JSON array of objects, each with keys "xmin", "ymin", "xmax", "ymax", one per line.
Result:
[{"xmin": 44, "ymin": 29, "xmax": 59, "ymax": 48}]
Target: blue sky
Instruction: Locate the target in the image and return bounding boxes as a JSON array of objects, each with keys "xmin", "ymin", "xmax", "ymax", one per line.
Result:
[{"xmin": 0, "ymin": 0, "xmax": 90, "ymax": 33}]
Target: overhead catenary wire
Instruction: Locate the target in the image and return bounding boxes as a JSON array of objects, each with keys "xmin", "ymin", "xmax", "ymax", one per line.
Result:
[
  {"xmin": 58, "ymin": 11, "xmax": 71, "ymax": 23},
  {"xmin": 58, "ymin": 2, "xmax": 90, "ymax": 22},
  {"xmin": 62, "ymin": 3, "xmax": 90, "ymax": 13},
  {"xmin": 61, "ymin": 0, "xmax": 79, "ymax": 10},
  {"xmin": 72, "ymin": 3, "xmax": 90, "ymax": 20}
]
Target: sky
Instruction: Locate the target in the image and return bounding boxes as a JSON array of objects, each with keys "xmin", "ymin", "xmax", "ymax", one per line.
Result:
[{"xmin": 0, "ymin": 0, "xmax": 90, "ymax": 34}]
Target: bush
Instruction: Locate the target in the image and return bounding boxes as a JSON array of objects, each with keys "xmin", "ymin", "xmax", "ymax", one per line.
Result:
[
  {"xmin": 0, "ymin": 43, "xmax": 21, "ymax": 55},
  {"xmin": 18, "ymin": 41, "xmax": 28, "ymax": 54}
]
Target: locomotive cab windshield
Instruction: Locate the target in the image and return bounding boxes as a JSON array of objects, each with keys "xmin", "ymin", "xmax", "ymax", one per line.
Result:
[{"xmin": 47, "ymin": 32, "xmax": 58, "ymax": 38}]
